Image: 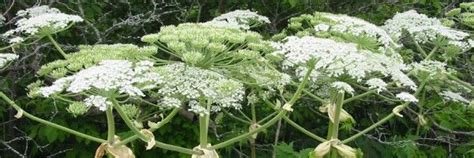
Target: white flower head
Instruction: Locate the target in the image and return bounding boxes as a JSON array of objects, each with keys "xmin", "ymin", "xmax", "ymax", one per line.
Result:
[
  {"xmin": 396, "ymin": 92, "xmax": 418, "ymax": 103},
  {"xmin": 38, "ymin": 60, "xmax": 162, "ymax": 98},
  {"xmin": 84, "ymin": 95, "xmax": 110, "ymax": 111},
  {"xmin": 441, "ymin": 91, "xmax": 469, "ymax": 104},
  {"xmin": 383, "ymin": 10, "xmax": 471, "ymax": 50},
  {"xmin": 366, "ymin": 78, "xmax": 387, "ymax": 93},
  {"xmin": 156, "ymin": 63, "xmax": 244, "ymax": 113},
  {"xmin": 273, "ymin": 36, "xmax": 416, "ymax": 91},
  {"xmin": 203, "ymin": 9, "xmax": 270, "ymax": 30},
  {"xmin": 331, "ymin": 81, "xmax": 354, "ymax": 95},
  {"xmin": 3, "ymin": 5, "xmax": 83, "ymax": 38},
  {"xmin": 159, "ymin": 97, "xmax": 182, "ymax": 109},
  {"xmin": 0, "ymin": 53, "xmax": 19, "ymax": 68}
]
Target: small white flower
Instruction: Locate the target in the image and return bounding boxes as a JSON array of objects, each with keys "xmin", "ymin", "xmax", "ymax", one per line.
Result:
[
  {"xmin": 331, "ymin": 81, "xmax": 354, "ymax": 95},
  {"xmin": 8, "ymin": 37, "xmax": 24, "ymax": 44},
  {"xmin": 3, "ymin": 5, "xmax": 83, "ymax": 38},
  {"xmin": 203, "ymin": 9, "xmax": 270, "ymax": 30},
  {"xmin": 0, "ymin": 53, "xmax": 19, "ymax": 68},
  {"xmin": 314, "ymin": 24, "xmax": 330, "ymax": 32},
  {"xmin": 84, "ymin": 95, "xmax": 110, "ymax": 111},
  {"xmin": 366, "ymin": 78, "xmax": 387, "ymax": 93},
  {"xmin": 187, "ymin": 100, "xmax": 209, "ymax": 116},
  {"xmin": 38, "ymin": 60, "xmax": 162, "ymax": 99},
  {"xmin": 441, "ymin": 91, "xmax": 469, "ymax": 103},
  {"xmin": 396, "ymin": 92, "xmax": 418, "ymax": 103},
  {"xmin": 160, "ymin": 97, "xmax": 182, "ymax": 109},
  {"xmin": 383, "ymin": 10, "xmax": 471, "ymax": 50}
]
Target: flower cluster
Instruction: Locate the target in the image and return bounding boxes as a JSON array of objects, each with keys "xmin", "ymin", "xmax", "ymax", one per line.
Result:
[
  {"xmin": 272, "ymin": 36, "xmax": 416, "ymax": 92},
  {"xmin": 410, "ymin": 60, "xmax": 451, "ymax": 81},
  {"xmin": 34, "ymin": 60, "xmax": 162, "ymax": 111},
  {"xmin": 396, "ymin": 92, "xmax": 419, "ymax": 103},
  {"xmin": 142, "ymin": 23, "xmax": 273, "ymax": 68},
  {"xmin": 286, "ymin": 12, "xmax": 398, "ymax": 53},
  {"xmin": 3, "ymin": 5, "xmax": 83, "ymax": 43},
  {"xmin": 203, "ymin": 9, "xmax": 270, "ymax": 30},
  {"xmin": 441, "ymin": 91, "xmax": 469, "ymax": 104},
  {"xmin": 155, "ymin": 63, "xmax": 245, "ymax": 114},
  {"xmin": 37, "ymin": 44, "xmax": 156, "ymax": 78},
  {"xmin": 0, "ymin": 53, "xmax": 19, "ymax": 68},
  {"xmin": 383, "ymin": 10, "xmax": 472, "ymax": 50}
]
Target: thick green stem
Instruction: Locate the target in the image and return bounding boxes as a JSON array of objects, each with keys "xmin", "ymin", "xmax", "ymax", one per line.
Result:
[
  {"xmin": 111, "ymin": 99, "xmax": 149, "ymax": 142},
  {"xmin": 447, "ymin": 74, "xmax": 474, "ymax": 92},
  {"xmin": 282, "ymin": 116, "xmax": 326, "ymax": 142},
  {"xmin": 106, "ymin": 102, "xmax": 115, "ymax": 143},
  {"xmin": 342, "ymin": 81, "xmax": 427, "ymax": 143},
  {"xmin": 46, "ymin": 35, "xmax": 68, "ymax": 58},
  {"xmin": 0, "ymin": 92, "xmax": 106, "ymax": 143},
  {"xmin": 209, "ymin": 111, "xmax": 286, "ymax": 150},
  {"xmin": 209, "ymin": 62, "xmax": 315, "ymax": 150},
  {"xmin": 425, "ymin": 46, "xmax": 439, "ymax": 60},
  {"xmin": 118, "ymin": 108, "xmax": 180, "ymax": 146},
  {"xmin": 155, "ymin": 141, "xmax": 203, "ymax": 155},
  {"xmin": 199, "ymin": 100, "xmax": 211, "ymax": 148},
  {"xmin": 343, "ymin": 89, "xmax": 375, "ymax": 104},
  {"xmin": 327, "ymin": 91, "xmax": 345, "ymax": 158},
  {"xmin": 250, "ymin": 103, "xmax": 257, "ymax": 158},
  {"xmin": 410, "ymin": 34, "xmax": 427, "ymax": 57}
]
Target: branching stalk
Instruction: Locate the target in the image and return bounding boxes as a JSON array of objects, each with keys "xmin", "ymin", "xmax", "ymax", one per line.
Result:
[
  {"xmin": 0, "ymin": 92, "xmax": 106, "ymax": 143},
  {"xmin": 46, "ymin": 35, "xmax": 68, "ymax": 58}
]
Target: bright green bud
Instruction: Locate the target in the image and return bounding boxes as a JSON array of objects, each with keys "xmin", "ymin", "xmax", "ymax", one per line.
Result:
[
  {"xmin": 182, "ymin": 51, "xmax": 204, "ymax": 65},
  {"xmin": 227, "ymin": 34, "xmax": 246, "ymax": 44},
  {"xmin": 272, "ymin": 32, "xmax": 287, "ymax": 41},
  {"xmin": 289, "ymin": 22, "xmax": 302, "ymax": 29},
  {"xmin": 207, "ymin": 43, "xmax": 227, "ymax": 53},
  {"xmin": 236, "ymin": 49, "xmax": 259, "ymax": 59},
  {"xmin": 50, "ymin": 68, "xmax": 68, "ymax": 79},
  {"xmin": 446, "ymin": 8, "xmax": 461, "ymax": 17},
  {"xmin": 141, "ymin": 34, "xmax": 160, "ymax": 43},
  {"xmin": 245, "ymin": 32, "xmax": 262, "ymax": 42},
  {"xmin": 27, "ymin": 80, "xmax": 43, "ymax": 98},
  {"xmin": 67, "ymin": 62, "xmax": 83, "ymax": 71},
  {"xmin": 441, "ymin": 18, "xmax": 455, "ymax": 27},
  {"xmin": 66, "ymin": 102, "xmax": 90, "ymax": 117},
  {"xmin": 460, "ymin": 2, "xmax": 474, "ymax": 9},
  {"xmin": 159, "ymin": 34, "xmax": 179, "ymax": 43},
  {"xmin": 168, "ymin": 41, "xmax": 186, "ymax": 52},
  {"xmin": 122, "ymin": 104, "xmax": 140, "ymax": 119},
  {"xmin": 191, "ymin": 38, "xmax": 209, "ymax": 49}
]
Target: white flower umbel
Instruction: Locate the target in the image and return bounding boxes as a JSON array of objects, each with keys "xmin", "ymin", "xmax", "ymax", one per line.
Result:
[
  {"xmin": 3, "ymin": 5, "xmax": 83, "ymax": 37},
  {"xmin": 188, "ymin": 100, "xmax": 209, "ymax": 117},
  {"xmin": 331, "ymin": 81, "xmax": 355, "ymax": 95},
  {"xmin": 441, "ymin": 91, "xmax": 469, "ymax": 104},
  {"xmin": 383, "ymin": 10, "xmax": 472, "ymax": 50},
  {"xmin": 396, "ymin": 92, "xmax": 418, "ymax": 103},
  {"xmin": 84, "ymin": 95, "xmax": 111, "ymax": 111},
  {"xmin": 366, "ymin": 78, "xmax": 387, "ymax": 93},
  {"xmin": 203, "ymin": 9, "xmax": 270, "ymax": 30},
  {"xmin": 273, "ymin": 36, "xmax": 416, "ymax": 90},
  {"xmin": 314, "ymin": 12, "xmax": 397, "ymax": 49},
  {"xmin": 0, "ymin": 53, "xmax": 19, "ymax": 68},
  {"xmin": 156, "ymin": 63, "xmax": 244, "ymax": 113},
  {"xmin": 37, "ymin": 60, "xmax": 162, "ymax": 99},
  {"xmin": 159, "ymin": 97, "xmax": 182, "ymax": 109}
]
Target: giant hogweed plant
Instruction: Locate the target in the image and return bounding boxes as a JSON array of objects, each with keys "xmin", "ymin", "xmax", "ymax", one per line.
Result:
[{"xmin": 0, "ymin": 5, "xmax": 473, "ymax": 158}]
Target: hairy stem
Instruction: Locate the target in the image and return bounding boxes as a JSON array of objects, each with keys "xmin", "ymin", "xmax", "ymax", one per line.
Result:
[
  {"xmin": 199, "ymin": 100, "xmax": 211, "ymax": 148},
  {"xmin": 111, "ymin": 99, "xmax": 149, "ymax": 142},
  {"xmin": 0, "ymin": 92, "xmax": 106, "ymax": 143},
  {"xmin": 106, "ymin": 102, "xmax": 115, "ymax": 143},
  {"xmin": 117, "ymin": 108, "xmax": 180, "ymax": 146},
  {"xmin": 282, "ymin": 116, "xmax": 326, "ymax": 142},
  {"xmin": 47, "ymin": 35, "xmax": 68, "ymax": 58}
]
